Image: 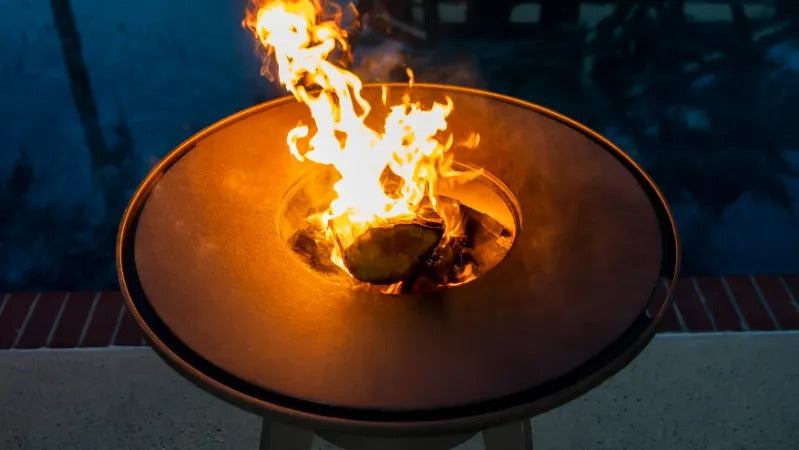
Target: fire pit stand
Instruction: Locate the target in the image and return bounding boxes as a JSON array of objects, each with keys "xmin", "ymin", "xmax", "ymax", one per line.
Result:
[
  {"xmin": 259, "ymin": 417, "xmax": 531, "ymax": 449},
  {"xmin": 117, "ymin": 84, "xmax": 679, "ymax": 450}
]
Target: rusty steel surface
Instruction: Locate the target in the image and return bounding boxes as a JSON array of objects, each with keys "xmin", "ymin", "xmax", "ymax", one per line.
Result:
[{"xmin": 117, "ymin": 84, "xmax": 679, "ymax": 435}]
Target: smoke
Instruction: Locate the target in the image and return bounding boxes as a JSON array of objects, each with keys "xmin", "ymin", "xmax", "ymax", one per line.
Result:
[
  {"xmin": 349, "ymin": 23, "xmax": 484, "ymax": 87},
  {"xmin": 408, "ymin": 50, "xmax": 486, "ymax": 88},
  {"xmin": 351, "ymin": 38, "xmax": 408, "ymax": 82}
]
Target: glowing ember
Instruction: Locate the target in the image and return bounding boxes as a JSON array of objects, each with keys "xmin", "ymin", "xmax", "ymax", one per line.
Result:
[{"xmin": 244, "ymin": 0, "xmax": 502, "ymax": 290}]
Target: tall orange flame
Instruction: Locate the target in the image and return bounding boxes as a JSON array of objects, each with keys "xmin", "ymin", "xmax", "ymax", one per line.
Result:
[{"xmin": 244, "ymin": 0, "xmax": 479, "ymax": 268}]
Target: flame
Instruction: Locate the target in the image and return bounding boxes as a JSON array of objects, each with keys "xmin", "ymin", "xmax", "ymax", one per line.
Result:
[{"xmin": 244, "ymin": 0, "xmax": 479, "ymax": 277}]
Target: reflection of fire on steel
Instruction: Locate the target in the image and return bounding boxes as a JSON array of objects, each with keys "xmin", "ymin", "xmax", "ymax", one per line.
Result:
[{"xmin": 244, "ymin": 0, "xmax": 516, "ymax": 293}]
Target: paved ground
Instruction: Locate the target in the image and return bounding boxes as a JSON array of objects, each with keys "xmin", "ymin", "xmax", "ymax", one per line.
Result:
[{"xmin": 1, "ymin": 332, "xmax": 797, "ymax": 449}]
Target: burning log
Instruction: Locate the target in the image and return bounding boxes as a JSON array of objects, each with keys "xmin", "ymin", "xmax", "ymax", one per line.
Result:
[
  {"xmin": 289, "ymin": 197, "xmax": 513, "ymax": 290},
  {"xmin": 289, "ymin": 226, "xmax": 343, "ymax": 275},
  {"xmin": 402, "ymin": 197, "xmax": 513, "ymax": 292},
  {"xmin": 337, "ymin": 196, "xmax": 512, "ymax": 289},
  {"xmin": 402, "ymin": 234, "xmax": 470, "ymax": 293},
  {"xmin": 461, "ymin": 200, "xmax": 514, "ymax": 269},
  {"xmin": 338, "ymin": 218, "xmax": 444, "ymax": 285}
]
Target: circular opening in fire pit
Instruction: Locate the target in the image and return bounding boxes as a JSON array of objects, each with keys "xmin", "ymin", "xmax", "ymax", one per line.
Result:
[{"xmin": 278, "ymin": 162, "xmax": 520, "ymax": 293}]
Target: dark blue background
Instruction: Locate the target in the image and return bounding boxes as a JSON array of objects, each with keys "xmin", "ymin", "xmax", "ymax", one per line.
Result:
[{"xmin": 1, "ymin": 0, "xmax": 797, "ymax": 290}]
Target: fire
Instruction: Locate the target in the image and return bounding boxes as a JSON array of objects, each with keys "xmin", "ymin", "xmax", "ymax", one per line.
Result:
[{"xmin": 244, "ymin": 0, "xmax": 479, "ymax": 280}]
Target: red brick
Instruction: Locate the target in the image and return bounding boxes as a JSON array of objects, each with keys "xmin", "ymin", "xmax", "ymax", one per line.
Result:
[
  {"xmin": 672, "ymin": 278, "xmax": 714, "ymax": 331},
  {"xmin": 783, "ymin": 275, "xmax": 799, "ymax": 305},
  {"xmin": 80, "ymin": 291, "xmax": 123, "ymax": 347},
  {"xmin": 724, "ymin": 276, "xmax": 777, "ymax": 331},
  {"xmin": 113, "ymin": 305, "xmax": 145, "ymax": 346},
  {"xmin": 656, "ymin": 304, "xmax": 682, "ymax": 332},
  {"xmin": 648, "ymin": 280, "xmax": 681, "ymax": 332},
  {"xmin": 0, "ymin": 293, "xmax": 37, "ymax": 349},
  {"xmin": 645, "ymin": 279, "xmax": 663, "ymax": 314},
  {"xmin": 50, "ymin": 291, "xmax": 96, "ymax": 348},
  {"xmin": 755, "ymin": 276, "xmax": 799, "ymax": 330},
  {"xmin": 694, "ymin": 276, "xmax": 743, "ymax": 330},
  {"xmin": 16, "ymin": 292, "xmax": 68, "ymax": 349}
]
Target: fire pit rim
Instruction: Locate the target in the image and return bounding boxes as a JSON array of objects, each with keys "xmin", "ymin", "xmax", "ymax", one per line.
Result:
[{"xmin": 116, "ymin": 82, "xmax": 680, "ymax": 436}]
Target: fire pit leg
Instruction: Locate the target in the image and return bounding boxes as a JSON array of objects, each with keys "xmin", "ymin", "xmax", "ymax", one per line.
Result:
[
  {"xmin": 259, "ymin": 418, "xmax": 314, "ymax": 450},
  {"xmin": 482, "ymin": 419, "xmax": 533, "ymax": 450}
]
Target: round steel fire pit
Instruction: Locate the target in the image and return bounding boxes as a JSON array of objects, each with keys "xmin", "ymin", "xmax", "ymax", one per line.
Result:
[{"xmin": 117, "ymin": 84, "xmax": 679, "ymax": 447}]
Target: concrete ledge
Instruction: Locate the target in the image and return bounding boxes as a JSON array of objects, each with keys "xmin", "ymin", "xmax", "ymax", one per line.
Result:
[
  {"xmin": 533, "ymin": 332, "xmax": 799, "ymax": 449},
  {"xmin": 1, "ymin": 332, "xmax": 797, "ymax": 449}
]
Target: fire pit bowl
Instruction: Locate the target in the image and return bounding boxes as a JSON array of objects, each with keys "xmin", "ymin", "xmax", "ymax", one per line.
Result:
[{"xmin": 117, "ymin": 84, "xmax": 679, "ymax": 447}]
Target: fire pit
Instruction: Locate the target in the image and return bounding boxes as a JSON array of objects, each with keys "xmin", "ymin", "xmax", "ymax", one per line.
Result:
[
  {"xmin": 116, "ymin": 1, "xmax": 678, "ymax": 448},
  {"xmin": 117, "ymin": 83, "xmax": 679, "ymax": 449}
]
